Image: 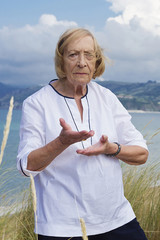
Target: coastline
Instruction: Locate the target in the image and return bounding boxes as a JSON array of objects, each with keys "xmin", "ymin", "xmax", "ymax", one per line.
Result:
[{"xmin": 128, "ymin": 110, "xmax": 160, "ymax": 114}]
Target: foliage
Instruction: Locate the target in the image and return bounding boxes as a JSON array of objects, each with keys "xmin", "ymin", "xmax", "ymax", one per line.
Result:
[
  {"xmin": 0, "ymin": 162, "xmax": 159, "ymax": 240},
  {"xmin": 0, "ymin": 188, "xmax": 37, "ymax": 240},
  {"xmin": 123, "ymin": 163, "xmax": 160, "ymax": 240}
]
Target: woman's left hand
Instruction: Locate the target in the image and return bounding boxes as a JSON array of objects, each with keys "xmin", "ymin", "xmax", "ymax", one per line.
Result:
[
  {"xmin": 77, "ymin": 135, "xmax": 149, "ymax": 165},
  {"xmin": 76, "ymin": 135, "xmax": 116, "ymax": 156}
]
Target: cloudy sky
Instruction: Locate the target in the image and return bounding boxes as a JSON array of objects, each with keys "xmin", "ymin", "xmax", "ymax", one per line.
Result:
[{"xmin": 1, "ymin": 0, "xmax": 160, "ymax": 86}]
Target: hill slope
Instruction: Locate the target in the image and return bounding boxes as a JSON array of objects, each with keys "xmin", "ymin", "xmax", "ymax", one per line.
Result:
[
  {"xmin": 0, "ymin": 80, "xmax": 160, "ymax": 111},
  {"xmin": 97, "ymin": 80, "xmax": 160, "ymax": 111}
]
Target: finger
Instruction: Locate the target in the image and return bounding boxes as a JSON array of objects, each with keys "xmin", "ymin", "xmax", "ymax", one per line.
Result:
[
  {"xmin": 59, "ymin": 118, "xmax": 71, "ymax": 130},
  {"xmin": 59, "ymin": 118, "xmax": 65, "ymax": 127},
  {"xmin": 77, "ymin": 150, "xmax": 94, "ymax": 156},
  {"xmin": 79, "ymin": 130, "xmax": 95, "ymax": 140},
  {"xmin": 100, "ymin": 135, "xmax": 108, "ymax": 143},
  {"xmin": 89, "ymin": 130, "xmax": 95, "ymax": 136},
  {"xmin": 76, "ymin": 146, "xmax": 94, "ymax": 156},
  {"xmin": 76, "ymin": 149, "xmax": 89, "ymax": 155}
]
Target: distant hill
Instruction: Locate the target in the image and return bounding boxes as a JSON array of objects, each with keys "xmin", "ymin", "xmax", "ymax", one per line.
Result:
[
  {"xmin": 0, "ymin": 80, "xmax": 160, "ymax": 111},
  {"xmin": 97, "ymin": 80, "xmax": 160, "ymax": 112},
  {"xmin": 0, "ymin": 82, "xmax": 40, "ymax": 109},
  {"xmin": 0, "ymin": 82, "xmax": 18, "ymax": 98}
]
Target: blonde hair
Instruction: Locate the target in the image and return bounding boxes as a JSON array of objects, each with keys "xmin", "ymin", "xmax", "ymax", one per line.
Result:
[{"xmin": 54, "ymin": 28, "xmax": 106, "ymax": 79}]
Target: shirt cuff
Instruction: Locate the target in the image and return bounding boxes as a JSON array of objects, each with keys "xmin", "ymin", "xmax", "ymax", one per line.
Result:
[{"xmin": 18, "ymin": 153, "xmax": 41, "ymax": 177}]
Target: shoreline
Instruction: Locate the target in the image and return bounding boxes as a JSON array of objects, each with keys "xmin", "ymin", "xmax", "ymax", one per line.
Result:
[
  {"xmin": 128, "ymin": 110, "xmax": 160, "ymax": 114},
  {"xmin": 0, "ymin": 108, "xmax": 160, "ymax": 113}
]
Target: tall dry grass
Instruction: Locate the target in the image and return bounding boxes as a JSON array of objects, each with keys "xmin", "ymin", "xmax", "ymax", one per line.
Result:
[
  {"xmin": 0, "ymin": 96, "xmax": 14, "ymax": 165},
  {"xmin": 0, "ymin": 188, "xmax": 36, "ymax": 240},
  {"xmin": 122, "ymin": 163, "xmax": 160, "ymax": 240},
  {"xmin": 30, "ymin": 174, "xmax": 38, "ymax": 238},
  {"xmin": 1, "ymin": 169, "xmax": 160, "ymax": 240},
  {"xmin": 80, "ymin": 218, "xmax": 88, "ymax": 240},
  {"xmin": 0, "ymin": 162, "xmax": 159, "ymax": 240}
]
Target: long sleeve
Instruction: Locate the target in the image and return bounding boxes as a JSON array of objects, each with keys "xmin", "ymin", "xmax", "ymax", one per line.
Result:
[{"xmin": 17, "ymin": 95, "xmax": 46, "ymax": 177}]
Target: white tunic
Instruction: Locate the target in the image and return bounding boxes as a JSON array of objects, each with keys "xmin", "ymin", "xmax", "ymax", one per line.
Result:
[{"xmin": 17, "ymin": 80, "xmax": 148, "ymax": 237}]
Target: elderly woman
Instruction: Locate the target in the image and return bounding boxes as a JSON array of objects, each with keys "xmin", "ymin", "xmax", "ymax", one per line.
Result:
[{"xmin": 17, "ymin": 28, "xmax": 149, "ymax": 240}]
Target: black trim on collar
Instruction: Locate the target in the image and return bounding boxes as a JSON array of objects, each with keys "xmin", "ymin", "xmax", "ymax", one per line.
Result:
[{"xmin": 49, "ymin": 79, "xmax": 88, "ymax": 99}]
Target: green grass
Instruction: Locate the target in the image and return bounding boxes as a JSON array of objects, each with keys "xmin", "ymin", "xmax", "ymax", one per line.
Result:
[
  {"xmin": 122, "ymin": 163, "xmax": 160, "ymax": 240},
  {"xmin": 0, "ymin": 162, "xmax": 159, "ymax": 240},
  {"xmin": 0, "ymin": 186, "xmax": 37, "ymax": 240}
]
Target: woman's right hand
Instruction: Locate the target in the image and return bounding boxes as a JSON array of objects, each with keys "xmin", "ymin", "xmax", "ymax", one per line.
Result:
[
  {"xmin": 58, "ymin": 118, "xmax": 94, "ymax": 146},
  {"xmin": 27, "ymin": 118, "xmax": 94, "ymax": 172}
]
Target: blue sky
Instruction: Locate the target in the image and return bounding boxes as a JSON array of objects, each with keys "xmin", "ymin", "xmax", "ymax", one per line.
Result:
[
  {"xmin": 0, "ymin": 0, "xmax": 115, "ymax": 30},
  {"xmin": 0, "ymin": 0, "xmax": 160, "ymax": 86}
]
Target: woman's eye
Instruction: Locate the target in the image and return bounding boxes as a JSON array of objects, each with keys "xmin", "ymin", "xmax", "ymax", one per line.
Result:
[
  {"xmin": 68, "ymin": 52, "xmax": 95, "ymax": 60},
  {"xmin": 85, "ymin": 53, "xmax": 95, "ymax": 60},
  {"xmin": 69, "ymin": 53, "xmax": 78, "ymax": 58}
]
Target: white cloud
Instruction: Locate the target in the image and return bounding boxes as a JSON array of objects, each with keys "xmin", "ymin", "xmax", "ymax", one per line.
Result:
[
  {"xmin": 97, "ymin": 0, "xmax": 160, "ymax": 82},
  {"xmin": 0, "ymin": 14, "xmax": 77, "ymax": 85},
  {"xmin": 0, "ymin": 14, "xmax": 77, "ymax": 61},
  {"xmin": 39, "ymin": 14, "xmax": 77, "ymax": 27},
  {"xmin": 106, "ymin": 0, "xmax": 160, "ymax": 36}
]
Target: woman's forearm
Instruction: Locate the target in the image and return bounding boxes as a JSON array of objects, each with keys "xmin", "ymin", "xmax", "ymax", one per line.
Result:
[
  {"xmin": 27, "ymin": 137, "xmax": 69, "ymax": 171},
  {"xmin": 117, "ymin": 145, "xmax": 149, "ymax": 165}
]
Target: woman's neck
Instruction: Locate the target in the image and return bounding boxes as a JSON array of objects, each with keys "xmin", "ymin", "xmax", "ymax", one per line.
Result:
[{"xmin": 51, "ymin": 79, "xmax": 87, "ymax": 99}]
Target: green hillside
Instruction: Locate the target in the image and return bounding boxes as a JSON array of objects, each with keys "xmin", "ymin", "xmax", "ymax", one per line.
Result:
[
  {"xmin": 0, "ymin": 80, "xmax": 160, "ymax": 111},
  {"xmin": 97, "ymin": 80, "xmax": 160, "ymax": 111}
]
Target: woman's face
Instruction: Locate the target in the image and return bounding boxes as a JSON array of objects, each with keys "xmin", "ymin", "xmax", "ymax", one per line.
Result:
[{"xmin": 63, "ymin": 36, "xmax": 96, "ymax": 86}]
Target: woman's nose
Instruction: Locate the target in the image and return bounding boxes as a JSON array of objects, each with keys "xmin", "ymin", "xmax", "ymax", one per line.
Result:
[{"xmin": 77, "ymin": 54, "xmax": 87, "ymax": 67}]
